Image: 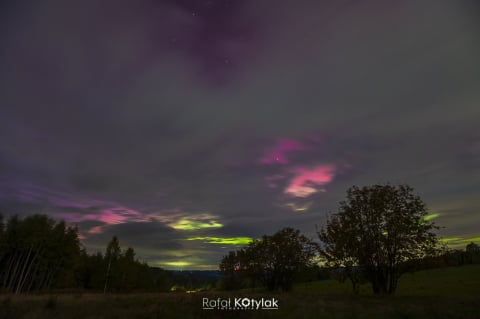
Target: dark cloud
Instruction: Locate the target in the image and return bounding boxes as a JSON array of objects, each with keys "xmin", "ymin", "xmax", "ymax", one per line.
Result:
[{"xmin": 83, "ymin": 221, "xmax": 183, "ymax": 251}]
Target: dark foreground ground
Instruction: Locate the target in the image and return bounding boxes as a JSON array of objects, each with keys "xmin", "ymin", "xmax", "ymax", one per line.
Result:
[
  {"xmin": 1, "ymin": 293, "xmax": 479, "ymax": 319},
  {"xmin": 1, "ymin": 265, "xmax": 479, "ymax": 319}
]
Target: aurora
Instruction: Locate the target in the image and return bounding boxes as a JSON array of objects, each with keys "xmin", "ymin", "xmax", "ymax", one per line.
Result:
[
  {"xmin": 169, "ymin": 220, "xmax": 224, "ymax": 231},
  {"xmin": 186, "ymin": 237, "xmax": 254, "ymax": 245},
  {"xmin": 0, "ymin": 0, "xmax": 479, "ymax": 269}
]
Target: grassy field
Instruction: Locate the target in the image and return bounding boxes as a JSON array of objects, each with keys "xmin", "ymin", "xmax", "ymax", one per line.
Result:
[
  {"xmin": 295, "ymin": 264, "xmax": 480, "ymax": 296},
  {"xmin": 1, "ymin": 265, "xmax": 479, "ymax": 319}
]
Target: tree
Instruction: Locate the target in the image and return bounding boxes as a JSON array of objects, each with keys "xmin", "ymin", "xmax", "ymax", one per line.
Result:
[
  {"xmin": 100, "ymin": 238, "xmax": 154, "ymax": 292},
  {"xmin": 466, "ymin": 242, "xmax": 480, "ymax": 254},
  {"xmin": 0, "ymin": 213, "xmax": 157, "ymax": 293},
  {"xmin": 318, "ymin": 184, "xmax": 440, "ymax": 294},
  {"xmin": 218, "ymin": 250, "xmax": 245, "ymax": 290},
  {"xmin": 219, "ymin": 228, "xmax": 318, "ymax": 291},
  {"xmin": 465, "ymin": 242, "xmax": 480, "ymax": 264},
  {"xmin": 104, "ymin": 236, "xmax": 121, "ymax": 293},
  {"xmin": 0, "ymin": 214, "xmax": 81, "ymax": 293}
]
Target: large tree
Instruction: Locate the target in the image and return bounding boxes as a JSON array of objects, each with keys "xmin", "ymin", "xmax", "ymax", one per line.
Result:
[
  {"xmin": 318, "ymin": 184, "xmax": 440, "ymax": 294},
  {"xmin": 220, "ymin": 227, "xmax": 318, "ymax": 291}
]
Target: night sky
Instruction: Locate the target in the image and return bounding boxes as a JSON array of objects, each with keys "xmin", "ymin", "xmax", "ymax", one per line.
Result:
[{"xmin": 1, "ymin": 0, "xmax": 479, "ymax": 269}]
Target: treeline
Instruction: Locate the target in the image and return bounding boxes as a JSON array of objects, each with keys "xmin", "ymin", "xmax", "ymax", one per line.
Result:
[
  {"xmin": 78, "ymin": 236, "xmax": 157, "ymax": 292},
  {"xmin": 216, "ymin": 184, "xmax": 479, "ymax": 295},
  {"xmin": 218, "ymin": 227, "xmax": 480, "ymax": 294},
  {"xmin": 167, "ymin": 271, "xmax": 219, "ymax": 292},
  {"xmin": 0, "ymin": 214, "xmax": 168, "ymax": 293},
  {"xmin": 411, "ymin": 242, "xmax": 480, "ymax": 270},
  {"xmin": 0, "ymin": 214, "xmax": 81, "ymax": 293},
  {"xmin": 444, "ymin": 243, "xmax": 480, "ymax": 265}
]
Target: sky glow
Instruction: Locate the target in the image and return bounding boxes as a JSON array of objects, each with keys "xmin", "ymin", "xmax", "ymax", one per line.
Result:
[
  {"xmin": 169, "ymin": 219, "xmax": 224, "ymax": 231},
  {"xmin": 187, "ymin": 237, "xmax": 254, "ymax": 245},
  {"xmin": 284, "ymin": 165, "xmax": 335, "ymax": 197},
  {"xmin": 259, "ymin": 139, "xmax": 307, "ymax": 165},
  {"xmin": 1, "ymin": 0, "xmax": 479, "ymax": 269}
]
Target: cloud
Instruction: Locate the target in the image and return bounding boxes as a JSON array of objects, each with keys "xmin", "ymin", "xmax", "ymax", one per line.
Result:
[
  {"xmin": 424, "ymin": 213, "xmax": 440, "ymax": 222},
  {"xmin": 284, "ymin": 201, "xmax": 313, "ymax": 212},
  {"xmin": 186, "ymin": 237, "xmax": 253, "ymax": 245},
  {"xmin": 82, "ymin": 220, "xmax": 184, "ymax": 253},
  {"xmin": 162, "ymin": 261, "xmax": 192, "ymax": 268},
  {"xmin": 259, "ymin": 139, "xmax": 308, "ymax": 165},
  {"xmin": 169, "ymin": 219, "xmax": 223, "ymax": 231},
  {"xmin": 1, "ymin": 0, "xmax": 480, "ymax": 268},
  {"xmin": 440, "ymin": 236, "xmax": 480, "ymax": 249},
  {"xmin": 284, "ymin": 165, "xmax": 336, "ymax": 198}
]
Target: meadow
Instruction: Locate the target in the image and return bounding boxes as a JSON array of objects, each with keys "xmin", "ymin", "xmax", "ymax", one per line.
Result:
[
  {"xmin": 295, "ymin": 263, "xmax": 480, "ymax": 296},
  {"xmin": 1, "ymin": 265, "xmax": 479, "ymax": 319}
]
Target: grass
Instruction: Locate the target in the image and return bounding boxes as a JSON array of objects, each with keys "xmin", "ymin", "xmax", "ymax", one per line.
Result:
[
  {"xmin": 295, "ymin": 264, "xmax": 480, "ymax": 296},
  {"xmin": 1, "ymin": 265, "xmax": 479, "ymax": 319},
  {"xmin": 396, "ymin": 264, "xmax": 480, "ymax": 296}
]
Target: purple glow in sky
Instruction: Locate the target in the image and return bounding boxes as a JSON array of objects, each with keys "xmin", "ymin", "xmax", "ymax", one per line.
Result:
[
  {"xmin": 284, "ymin": 165, "xmax": 336, "ymax": 198},
  {"xmin": 259, "ymin": 139, "xmax": 308, "ymax": 165}
]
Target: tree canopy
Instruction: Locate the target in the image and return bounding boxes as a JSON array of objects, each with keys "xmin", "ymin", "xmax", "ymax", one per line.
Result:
[
  {"xmin": 0, "ymin": 213, "xmax": 157, "ymax": 293},
  {"xmin": 219, "ymin": 227, "xmax": 318, "ymax": 291},
  {"xmin": 318, "ymin": 184, "xmax": 440, "ymax": 294},
  {"xmin": 0, "ymin": 214, "xmax": 80, "ymax": 293}
]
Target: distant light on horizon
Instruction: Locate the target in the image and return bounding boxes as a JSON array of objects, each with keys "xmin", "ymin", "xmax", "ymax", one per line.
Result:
[{"xmin": 163, "ymin": 261, "xmax": 192, "ymax": 268}]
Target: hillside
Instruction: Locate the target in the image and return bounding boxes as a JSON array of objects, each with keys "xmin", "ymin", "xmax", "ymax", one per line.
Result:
[{"xmin": 294, "ymin": 264, "xmax": 480, "ymax": 296}]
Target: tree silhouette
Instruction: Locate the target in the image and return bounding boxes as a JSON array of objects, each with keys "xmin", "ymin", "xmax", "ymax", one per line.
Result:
[
  {"xmin": 466, "ymin": 242, "xmax": 480, "ymax": 254},
  {"xmin": 0, "ymin": 214, "xmax": 81, "ymax": 293},
  {"xmin": 0, "ymin": 213, "xmax": 156, "ymax": 293},
  {"xmin": 465, "ymin": 242, "xmax": 480, "ymax": 264},
  {"xmin": 220, "ymin": 227, "xmax": 318, "ymax": 291},
  {"xmin": 318, "ymin": 184, "xmax": 440, "ymax": 294},
  {"xmin": 219, "ymin": 250, "xmax": 244, "ymax": 290},
  {"xmin": 104, "ymin": 236, "xmax": 121, "ymax": 293}
]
